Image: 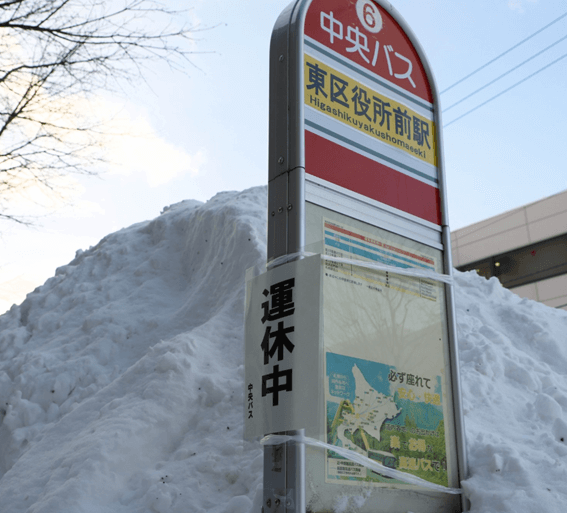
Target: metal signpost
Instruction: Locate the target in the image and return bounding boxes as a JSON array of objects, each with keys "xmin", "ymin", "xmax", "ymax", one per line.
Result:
[{"xmin": 245, "ymin": 1, "xmax": 468, "ymax": 512}]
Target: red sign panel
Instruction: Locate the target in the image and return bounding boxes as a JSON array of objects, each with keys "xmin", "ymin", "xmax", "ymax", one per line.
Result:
[
  {"xmin": 306, "ymin": 131, "xmax": 441, "ymax": 225},
  {"xmin": 304, "ymin": 0, "xmax": 432, "ymax": 103}
]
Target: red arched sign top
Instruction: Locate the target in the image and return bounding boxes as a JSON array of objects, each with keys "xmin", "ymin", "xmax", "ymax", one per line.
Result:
[{"xmin": 304, "ymin": 0, "xmax": 433, "ymax": 103}]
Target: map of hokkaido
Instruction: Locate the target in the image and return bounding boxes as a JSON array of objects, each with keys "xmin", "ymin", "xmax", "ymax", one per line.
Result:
[{"xmin": 326, "ymin": 353, "xmax": 448, "ymax": 487}]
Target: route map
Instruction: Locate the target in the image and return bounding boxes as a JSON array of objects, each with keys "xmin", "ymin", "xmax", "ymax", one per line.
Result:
[
  {"xmin": 335, "ymin": 365, "xmax": 400, "ymax": 454},
  {"xmin": 323, "ymin": 219, "xmax": 439, "ymax": 301}
]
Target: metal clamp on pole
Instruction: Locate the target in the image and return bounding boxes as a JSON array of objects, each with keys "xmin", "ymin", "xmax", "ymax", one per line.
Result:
[{"xmin": 263, "ymin": 429, "xmax": 305, "ymax": 513}]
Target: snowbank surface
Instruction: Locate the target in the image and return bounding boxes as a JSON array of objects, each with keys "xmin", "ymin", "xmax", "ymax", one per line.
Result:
[{"xmin": 0, "ymin": 186, "xmax": 566, "ymax": 512}]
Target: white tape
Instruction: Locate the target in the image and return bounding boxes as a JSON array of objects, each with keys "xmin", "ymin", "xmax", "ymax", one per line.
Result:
[{"xmin": 261, "ymin": 434, "xmax": 462, "ymax": 495}]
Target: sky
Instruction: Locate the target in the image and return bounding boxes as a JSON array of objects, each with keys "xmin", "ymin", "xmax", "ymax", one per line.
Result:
[{"xmin": 2, "ymin": 0, "xmax": 567, "ymax": 313}]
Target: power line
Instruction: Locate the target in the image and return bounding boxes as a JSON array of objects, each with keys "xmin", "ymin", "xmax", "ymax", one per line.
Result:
[
  {"xmin": 443, "ymin": 52, "xmax": 567, "ymax": 127},
  {"xmin": 444, "ymin": 33, "xmax": 567, "ymax": 112},
  {"xmin": 440, "ymin": 11, "xmax": 567, "ymax": 94}
]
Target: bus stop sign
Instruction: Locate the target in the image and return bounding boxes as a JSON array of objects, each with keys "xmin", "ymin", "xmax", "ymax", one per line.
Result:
[{"xmin": 246, "ymin": 1, "xmax": 469, "ymax": 512}]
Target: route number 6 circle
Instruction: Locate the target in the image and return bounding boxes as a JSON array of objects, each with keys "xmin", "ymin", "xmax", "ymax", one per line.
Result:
[{"xmin": 356, "ymin": 0, "xmax": 383, "ymax": 34}]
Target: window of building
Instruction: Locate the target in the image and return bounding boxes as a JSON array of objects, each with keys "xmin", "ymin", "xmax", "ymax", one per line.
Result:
[{"xmin": 457, "ymin": 232, "xmax": 567, "ymax": 289}]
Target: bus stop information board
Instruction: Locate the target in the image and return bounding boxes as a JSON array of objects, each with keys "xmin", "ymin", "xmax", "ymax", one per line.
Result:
[{"xmin": 245, "ymin": 1, "xmax": 468, "ymax": 512}]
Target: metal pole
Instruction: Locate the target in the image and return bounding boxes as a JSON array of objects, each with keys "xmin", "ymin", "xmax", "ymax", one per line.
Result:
[{"xmin": 266, "ymin": 2, "xmax": 308, "ymax": 510}]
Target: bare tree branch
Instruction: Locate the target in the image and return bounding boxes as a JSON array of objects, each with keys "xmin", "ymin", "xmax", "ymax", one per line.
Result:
[{"xmin": 0, "ymin": 0, "xmax": 208, "ymax": 224}]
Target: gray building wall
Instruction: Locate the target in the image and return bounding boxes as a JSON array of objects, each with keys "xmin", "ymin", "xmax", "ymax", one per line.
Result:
[{"xmin": 451, "ymin": 189, "xmax": 567, "ymax": 310}]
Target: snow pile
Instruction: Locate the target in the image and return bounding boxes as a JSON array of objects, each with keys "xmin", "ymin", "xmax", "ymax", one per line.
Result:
[
  {"xmin": 0, "ymin": 185, "xmax": 566, "ymax": 512},
  {"xmin": 455, "ymin": 272, "xmax": 567, "ymax": 512},
  {"xmin": 0, "ymin": 188, "xmax": 267, "ymax": 513}
]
